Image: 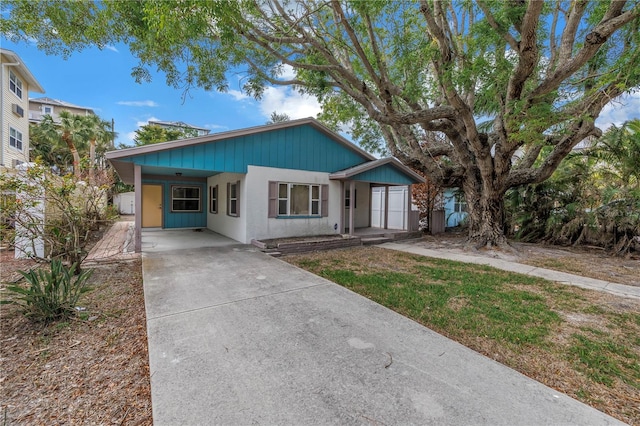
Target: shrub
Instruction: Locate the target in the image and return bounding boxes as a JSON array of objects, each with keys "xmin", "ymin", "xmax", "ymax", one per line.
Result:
[
  {"xmin": 1, "ymin": 163, "xmax": 114, "ymax": 264},
  {"xmin": 1, "ymin": 260, "xmax": 93, "ymax": 323}
]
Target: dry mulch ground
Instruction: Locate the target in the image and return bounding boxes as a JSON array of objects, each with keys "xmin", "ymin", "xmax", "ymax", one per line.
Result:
[{"xmin": 0, "ymin": 250, "xmax": 152, "ymax": 425}]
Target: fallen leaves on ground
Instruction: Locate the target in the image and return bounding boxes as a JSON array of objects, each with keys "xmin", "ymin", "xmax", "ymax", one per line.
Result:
[{"xmin": 0, "ymin": 251, "xmax": 152, "ymax": 425}]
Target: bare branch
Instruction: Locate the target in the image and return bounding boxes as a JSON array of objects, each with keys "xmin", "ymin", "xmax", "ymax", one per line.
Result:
[
  {"xmin": 558, "ymin": 0, "xmax": 588, "ymax": 62},
  {"xmin": 533, "ymin": 4, "xmax": 640, "ymax": 99},
  {"xmin": 506, "ymin": 0, "xmax": 544, "ymax": 103}
]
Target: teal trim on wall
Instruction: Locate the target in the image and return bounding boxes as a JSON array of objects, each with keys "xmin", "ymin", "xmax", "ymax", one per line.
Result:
[
  {"xmin": 143, "ymin": 179, "xmax": 207, "ymax": 229},
  {"xmin": 125, "ymin": 125, "xmax": 368, "ymax": 174},
  {"xmin": 350, "ymin": 163, "xmax": 415, "ymax": 185},
  {"xmin": 443, "ymin": 188, "xmax": 468, "ymax": 227}
]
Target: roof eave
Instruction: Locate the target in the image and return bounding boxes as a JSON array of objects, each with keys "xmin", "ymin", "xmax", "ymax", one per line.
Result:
[
  {"xmin": 106, "ymin": 117, "xmax": 376, "ymax": 162},
  {"xmin": 1, "ymin": 49, "xmax": 45, "ymax": 93},
  {"xmin": 329, "ymin": 157, "xmax": 426, "ymax": 184}
]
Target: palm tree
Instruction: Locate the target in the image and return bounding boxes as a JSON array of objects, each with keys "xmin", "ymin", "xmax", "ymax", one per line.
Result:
[
  {"xmin": 30, "ymin": 116, "xmax": 72, "ymax": 173},
  {"xmin": 592, "ymin": 119, "xmax": 640, "ymax": 189},
  {"xmin": 57, "ymin": 111, "xmax": 85, "ymax": 177},
  {"xmin": 79, "ymin": 114, "xmax": 115, "ymax": 182}
]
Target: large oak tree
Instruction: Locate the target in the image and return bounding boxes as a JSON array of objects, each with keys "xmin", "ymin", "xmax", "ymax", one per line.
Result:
[{"xmin": 4, "ymin": 0, "xmax": 639, "ymax": 248}]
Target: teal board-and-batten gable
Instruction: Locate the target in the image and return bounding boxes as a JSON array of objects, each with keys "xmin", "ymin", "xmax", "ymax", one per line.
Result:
[
  {"xmin": 350, "ymin": 163, "xmax": 416, "ymax": 185},
  {"xmin": 329, "ymin": 157, "xmax": 425, "ymax": 186},
  {"xmin": 120, "ymin": 124, "xmax": 369, "ymax": 174}
]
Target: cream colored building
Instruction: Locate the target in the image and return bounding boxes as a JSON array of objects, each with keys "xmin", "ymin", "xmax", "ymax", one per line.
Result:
[
  {"xmin": 28, "ymin": 97, "xmax": 94, "ymax": 124},
  {"xmin": 1, "ymin": 49, "xmax": 45, "ymax": 169}
]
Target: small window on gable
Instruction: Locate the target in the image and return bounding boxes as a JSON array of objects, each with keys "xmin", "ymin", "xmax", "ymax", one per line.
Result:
[
  {"xmin": 171, "ymin": 185, "xmax": 201, "ymax": 212},
  {"xmin": 9, "ymin": 127, "xmax": 23, "ymax": 151},
  {"xmin": 43, "ymin": 106, "xmax": 53, "ymax": 115},
  {"xmin": 9, "ymin": 71, "xmax": 23, "ymax": 99},
  {"xmin": 210, "ymin": 185, "xmax": 218, "ymax": 214},
  {"xmin": 227, "ymin": 181, "xmax": 240, "ymax": 217}
]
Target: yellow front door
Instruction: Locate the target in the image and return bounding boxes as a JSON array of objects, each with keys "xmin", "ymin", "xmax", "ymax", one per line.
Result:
[{"xmin": 142, "ymin": 184, "xmax": 163, "ymax": 228}]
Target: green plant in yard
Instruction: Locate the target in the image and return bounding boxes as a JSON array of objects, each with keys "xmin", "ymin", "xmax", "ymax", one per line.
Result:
[
  {"xmin": 288, "ymin": 247, "xmax": 640, "ymax": 423},
  {"xmin": 569, "ymin": 333, "xmax": 640, "ymax": 388},
  {"xmin": 0, "ymin": 162, "xmax": 114, "ymax": 266},
  {"xmin": 318, "ymin": 258, "xmax": 562, "ymax": 346},
  {"xmin": 1, "ymin": 260, "xmax": 93, "ymax": 323}
]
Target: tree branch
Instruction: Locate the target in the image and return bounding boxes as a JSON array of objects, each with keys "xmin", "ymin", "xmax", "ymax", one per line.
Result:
[
  {"xmin": 476, "ymin": 1, "xmax": 519, "ymax": 51},
  {"xmin": 506, "ymin": 0, "xmax": 543, "ymax": 103},
  {"xmin": 533, "ymin": 4, "xmax": 640, "ymax": 99}
]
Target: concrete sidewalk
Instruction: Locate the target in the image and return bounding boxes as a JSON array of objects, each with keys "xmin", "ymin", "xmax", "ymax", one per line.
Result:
[
  {"xmin": 382, "ymin": 241, "xmax": 640, "ymax": 299},
  {"xmin": 142, "ymin": 229, "xmax": 623, "ymax": 425}
]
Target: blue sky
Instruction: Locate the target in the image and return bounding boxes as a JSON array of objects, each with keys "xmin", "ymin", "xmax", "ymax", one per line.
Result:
[
  {"xmin": 2, "ymin": 38, "xmax": 639, "ymax": 149},
  {"xmin": 1, "ymin": 39, "xmax": 322, "ymax": 147}
]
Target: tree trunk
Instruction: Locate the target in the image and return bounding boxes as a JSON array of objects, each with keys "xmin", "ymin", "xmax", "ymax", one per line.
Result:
[
  {"xmin": 464, "ymin": 185, "xmax": 509, "ymax": 250},
  {"xmin": 62, "ymin": 132, "xmax": 81, "ymax": 177},
  {"xmin": 89, "ymin": 139, "xmax": 96, "ymax": 183}
]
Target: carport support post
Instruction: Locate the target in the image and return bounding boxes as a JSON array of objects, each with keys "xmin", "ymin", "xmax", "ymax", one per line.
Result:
[
  {"xmin": 384, "ymin": 185, "xmax": 389, "ymax": 230},
  {"xmin": 349, "ymin": 180, "xmax": 355, "ymax": 235},
  {"xmin": 407, "ymin": 185, "xmax": 412, "ymax": 231},
  {"xmin": 134, "ymin": 164, "xmax": 142, "ymax": 252}
]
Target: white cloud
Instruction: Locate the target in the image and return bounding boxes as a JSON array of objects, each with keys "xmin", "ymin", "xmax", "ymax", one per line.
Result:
[
  {"xmin": 226, "ymin": 89, "xmax": 250, "ymax": 101},
  {"xmin": 596, "ymin": 91, "xmax": 640, "ymax": 130},
  {"xmin": 105, "ymin": 45, "xmax": 119, "ymax": 53},
  {"xmin": 277, "ymin": 64, "xmax": 297, "ymax": 80},
  {"xmin": 117, "ymin": 100, "xmax": 159, "ymax": 107},
  {"xmin": 257, "ymin": 86, "xmax": 321, "ymax": 120},
  {"xmin": 125, "ymin": 131, "xmax": 137, "ymax": 144}
]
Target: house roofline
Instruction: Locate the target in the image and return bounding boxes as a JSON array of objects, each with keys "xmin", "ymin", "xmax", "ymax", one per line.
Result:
[
  {"xmin": 329, "ymin": 157, "xmax": 425, "ymax": 183},
  {"xmin": 148, "ymin": 120, "xmax": 211, "ymax": 132},
  {"xmin": 106, "ymin": 117, "xmax": 376, "ymax": 162},
  {"xmin": 29, "ymin": 96, "xmax": 95, "ymax": 113},
  {"xmin": 1, "ymin": 49, "xmax": 45, "ymax": 93}
]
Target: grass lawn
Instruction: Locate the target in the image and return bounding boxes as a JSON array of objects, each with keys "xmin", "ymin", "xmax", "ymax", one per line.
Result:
[{"xmin": 284, "ymin": 246, "xmax": 640, "ymax": 424}]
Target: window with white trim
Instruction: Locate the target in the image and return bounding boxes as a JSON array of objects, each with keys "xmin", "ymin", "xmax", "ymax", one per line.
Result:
[
  {"xmin": 9, "ymin": 127, "xmax": 23, "ymax": 151},
  {"xmin": 227, "ymin": 181, "xmax": 239, "ymax": 217},
  {"xmin": 171, "ymin": 185, "xmax": 201, "ymax": 212},
  {"xmin": 43, "ymin": 106, "xmax": 53, "ymax": 115},
  {"xmin": 454, "ymin": 192, "xmax": 467, "ymax": 213},
  {"xmin": 209, "ymin": 185, "xmax": 218, "ymax": 214},
  {"xmin": 9, "ymin": 71, "xmax": 23, "ymax": 99},
  {"xmin": 277, "ymin": 183, "xmax": 321, "ymax": 216}
]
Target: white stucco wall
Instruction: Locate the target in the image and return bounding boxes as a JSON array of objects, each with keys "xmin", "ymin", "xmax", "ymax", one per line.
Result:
[
  {"xmin": 207, "ymin": 172, "xmax": 247, "ymax": 243},
  {"xmin": 343, "ymin": 181, "xmax": 371, "ymax": 231},
  {"xmin": 244, "ymin": 165, "xmax": 343, "ymax": 243}
]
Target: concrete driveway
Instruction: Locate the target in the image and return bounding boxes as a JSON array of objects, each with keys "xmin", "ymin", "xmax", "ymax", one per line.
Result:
[{"xmin": 142, "ymin": 229, "xmax": 621, "ymax": 425}]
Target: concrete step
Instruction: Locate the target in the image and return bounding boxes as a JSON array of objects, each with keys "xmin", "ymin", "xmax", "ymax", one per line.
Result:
[{"xmin": 361, "ymin": 237, "xmax": 392, "ymax": 245}]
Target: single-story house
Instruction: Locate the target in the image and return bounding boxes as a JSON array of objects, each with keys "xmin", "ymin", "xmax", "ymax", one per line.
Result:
[{"xmin": 105, "ymin": 118, "xmax": 424, "ymax": 252}]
